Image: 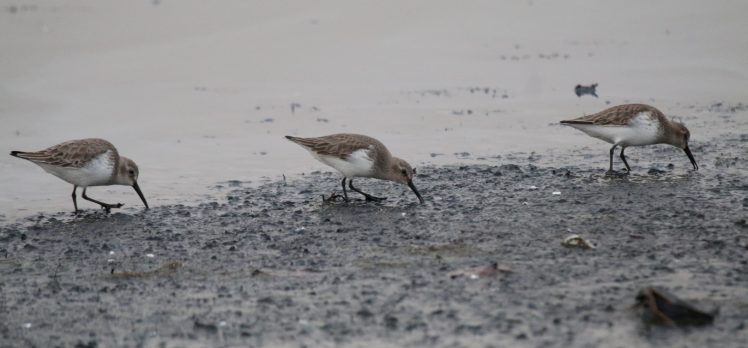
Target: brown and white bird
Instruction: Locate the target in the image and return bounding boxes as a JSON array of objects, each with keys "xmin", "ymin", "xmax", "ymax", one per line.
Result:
[
  {"xmin": 560, "ymin": 104, "xmax": 698, "ymax": 173},
  {"xmin": 10, "ymin": 138, "xmax": 149, "ymax": 212},
  {"xmin": 285, "ymin": 133, "xmax": 424, "ymax": 203}
]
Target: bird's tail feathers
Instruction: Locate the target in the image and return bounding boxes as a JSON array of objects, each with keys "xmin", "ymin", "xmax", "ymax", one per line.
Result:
[
  {"xmin": 10, "ymin": 151, "xmax": 49, "ymax": 161},
  {"xmin": 560, "ymin": 120, "xmax": 594, "ymax": 125},
  {"xmin": 285, "ymin": 135, "xmax": 316, "ymax": 148}
]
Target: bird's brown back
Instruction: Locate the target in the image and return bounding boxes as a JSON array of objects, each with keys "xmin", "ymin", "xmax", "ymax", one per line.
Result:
[
  {"xmin": 561, "ymin": 104, "xmax": 667, "ymax": 126},
  {"xmin": 285, "ymin": 133, "xmax": 390, "ymax": 160},
  {"xmin": 12, "ymin": 138, "xmax": 118, "ymax": 168}
]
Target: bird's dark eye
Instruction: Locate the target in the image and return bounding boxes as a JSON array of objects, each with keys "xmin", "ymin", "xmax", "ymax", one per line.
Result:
[
  {"xmin": 128, "ymin": 170, "xmax": 135, "ymax": 176},
  {"xmin": 401, "ymin": 169, "xmax": 407, "ymax": 176}
]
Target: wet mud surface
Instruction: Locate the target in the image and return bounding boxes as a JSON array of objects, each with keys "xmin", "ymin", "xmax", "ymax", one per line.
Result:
[{"xmin": 1, "ymin": 137, "xmax": 747, "ymax": 348}]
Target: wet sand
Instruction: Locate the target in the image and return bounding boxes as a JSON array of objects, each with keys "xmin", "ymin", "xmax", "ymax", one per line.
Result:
[{"xmin": 1, "ymin": 131, "xmax": 747, "ymax": 347}]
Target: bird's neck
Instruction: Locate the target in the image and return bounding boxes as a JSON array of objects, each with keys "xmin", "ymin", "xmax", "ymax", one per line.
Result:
[
  {"xmin": 375, "ymin": 156, "xmax": 400, "ymax": 183},
  {"xmin": 661, "ymin": 122, "xmax": 684, "ymax": 148},
  {"xmin": 111, "ymin": 156, "xmax": 129, "ymax": 185}
]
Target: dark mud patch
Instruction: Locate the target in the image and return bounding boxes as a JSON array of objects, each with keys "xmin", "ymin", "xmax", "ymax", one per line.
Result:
[{"xmin": 1, "ymin": 150, "xmax": 747, "ymax": 347}]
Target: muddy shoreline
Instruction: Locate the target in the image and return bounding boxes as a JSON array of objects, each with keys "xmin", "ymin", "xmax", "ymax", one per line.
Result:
[
  {"xmin": 2, "ymin": 1, "xmax": 748, "ymax": 346},
  {"xmin": 1, "ymin": 141, "xmax": 746, "ymax": 347}
]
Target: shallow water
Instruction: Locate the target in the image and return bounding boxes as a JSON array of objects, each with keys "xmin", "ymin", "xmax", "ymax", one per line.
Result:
[{"xmin": 1, "ymin": 0, "xmax": 747, "ymax": 220}]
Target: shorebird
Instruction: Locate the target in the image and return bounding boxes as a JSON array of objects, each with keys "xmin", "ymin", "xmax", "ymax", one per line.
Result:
[
  {"xmin": 561, "ymin": 104, "xmax": 698, "ymax": 173},
  {"xmin": 285, "ymin": 133, "xmax": 424, "ymax": 203},
  {"xmin": 10, "ymin": 138, "xmax": 149, "ymax": 212}
]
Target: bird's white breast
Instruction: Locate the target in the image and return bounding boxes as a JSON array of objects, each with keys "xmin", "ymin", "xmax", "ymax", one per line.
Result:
[
  {"xmin": 38, "ymin": 151, "xmax": 115, "ymax": 187},
  {"xmin": 569, "ymin": 112, "xmax": 662, "ymax": 146},
  {"xmin": 310, "ymin": 148, "xmax": 375, "ymax": 178}
]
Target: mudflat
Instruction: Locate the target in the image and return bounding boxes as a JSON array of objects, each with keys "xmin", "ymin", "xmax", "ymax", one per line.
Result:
[{"xmin": 1, "ymin": 128, "xmax": 746, "ymax": 347}]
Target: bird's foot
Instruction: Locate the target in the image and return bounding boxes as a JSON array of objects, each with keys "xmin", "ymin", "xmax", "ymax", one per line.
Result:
[
  {"xmin": 100, "ymin": 203, "xmax": 124, "ymax": 213},
  {"xmin": 364, "ymin": 195, "xmax": 387, "ymax": 202}
]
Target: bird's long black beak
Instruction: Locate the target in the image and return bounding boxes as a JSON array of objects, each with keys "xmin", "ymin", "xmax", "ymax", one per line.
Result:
[
  {"xmin": 684, "ymin": 146, "xmax": 698, "ymax": 170},
  {"xmin": 407, "ymin": 180, "xmax": 424, "ymax": 204},
  {"xmin": 132, "ymin": 181, "xmax": 149, "ymax": 209}
]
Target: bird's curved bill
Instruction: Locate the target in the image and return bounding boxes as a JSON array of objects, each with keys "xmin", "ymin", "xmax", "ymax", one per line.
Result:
[
  {"xmin": 684, "ymin": 146, "xmax": 698, "ymax": 170},
  {"xmin": 407, "ymin": 180, "xmax": 424, "ymax": 204},
  {"xmin": 132, "ymin": 181, "xmax": 149, "ymax": 209}
]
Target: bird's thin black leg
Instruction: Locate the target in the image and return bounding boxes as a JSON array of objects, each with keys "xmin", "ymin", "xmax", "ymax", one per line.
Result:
[
  {"xmin": 349, "ymin": 179, "xmax": 387, "ymax": 202},
  {"xmin": 71, "ymin": 186, "xmax": 79, "ymax": 213},
  {"xmin": 608, "ymin": 144, "xmax": 618, "ymax": 173},
  {"xmin": 341, "ymin": 177, "xmax": 349, "ymax": 201},
  {"xmin": 82, "ymin": 188, "xmax": 123, "ymax": 213},
  {"xmin": 620, "ymin": 147, "xmax": 632, "ymax": 173}
]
